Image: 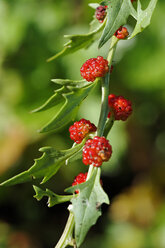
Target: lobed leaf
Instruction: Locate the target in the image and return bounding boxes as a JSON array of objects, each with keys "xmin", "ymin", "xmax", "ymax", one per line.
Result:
[
  {"xmin": 0, "ymin": 140, "xmax": 87, "ymax": 187},
  {"xmin": 33, "ymin": 185, "xmax": 73, "ymax": 207},
  {"xmin": 32, "ymin": 79, "xmax": 95, "ymax": 133},
  {"xmin": 99, "ymin": 0, "xmax": 137, "ymax": 48},
  {"xmin": 47, "ymin": 23, "xmax": 105, "ymax": 62},
  {"xmin": 39, "ymin": 83, "xmax": 95, "ymax": 133},
  {"xmin": 129, "ymin": 0, "xmax": 158, "ymax": 39},
  {"xmin": 65, "ymin": 168, "xmax": 109, "ymax": 247},
  {"xmin": 31, "ymin": 86, "xmax": 68, "ymax": 113}
]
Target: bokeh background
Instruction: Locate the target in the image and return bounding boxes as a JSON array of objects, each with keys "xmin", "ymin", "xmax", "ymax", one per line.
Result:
[{"xmin": 0, "ymin": 0, "xmax": 165, "ymax": 247}]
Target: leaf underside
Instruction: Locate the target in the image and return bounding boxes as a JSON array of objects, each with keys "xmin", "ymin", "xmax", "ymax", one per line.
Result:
[
  {"xmin": 65, "ymin": 168, "xmax": 109, "ymax": 247},
  {"xmin": 129, "ymin": 0, "xmax": 158, "ymax": 39},
  {"xmin": 99, "ymin": 0, "xmax": 137, "ymax": 48}
]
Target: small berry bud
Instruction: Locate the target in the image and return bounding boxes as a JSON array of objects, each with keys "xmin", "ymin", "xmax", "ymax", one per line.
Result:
[
  {"xmin": 82, "ymin": 136, "xmax": 112, "ymax": 167},
  {"xmin": 69, "ymin": 119, "xmax": 97, "ymax": 144},
  {"xmin": 95, "ymin": 5, "xmax": 107, "ymax": 23},
  {"xmin": 72, "ymin": 172, "xmax": 88, "ymax": 193},
  {"xmin": 80, "ymin": 56, "xmax": 109, "ymax": 82},
  {"xmin": 114, "ymin": 26, "xmax": 129, "ymax": 39},
  {"xmin": 108, "ymin": 94, "xmax": 132, "ymax": 121}
]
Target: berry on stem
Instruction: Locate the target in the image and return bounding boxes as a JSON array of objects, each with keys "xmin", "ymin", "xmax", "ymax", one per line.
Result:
[
  {"xmin": 80, "ymin": 56, "xmax": 109, "ymax": 82},
  {"xmin": 72, "ymin": 172, "xmax": 88, "ymax": 193},
  {"xmin": 69, "ymin": 119, "xmax": 97, "ymax": 144},
  {"xmin": 82, "ymin": 136, "xmax": 112, "ymax": 167},
  {"xmin": 108, "ymin": 94, "xmax": 132, "ymax": 121},
  {"xmin": 95, "ymin": 5, "xmax": 107, "ymax": 23},
  {"xmin": 114, "ymin": 26, "xmax": 129, "ymax": 39}
]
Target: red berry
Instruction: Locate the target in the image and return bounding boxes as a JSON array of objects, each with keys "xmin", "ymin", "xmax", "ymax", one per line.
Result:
[
  {"xmin": 69, "ymin": 119, "xmax": 97, "ymax": 144},
  {"xmin": 108, "ymin": 94, "xmax": 132, "ymax": 121},
  {"xmin": 114, "ymin": 26, "xmax": 129, "ymax": 39},
  {"xmin": 82, "ymin": 136, "xmax": 112, "ymax": 167},
  {"xmin": 72, "ymin": 172, "xmax": 88, "ymax": 193},
  {"xmin": 80, "ymin": 56, "xmax": 109, "ymax": 82},
  {"xmin": 95, "ymin": 5, "xmax": 107, "ymax": 23}
]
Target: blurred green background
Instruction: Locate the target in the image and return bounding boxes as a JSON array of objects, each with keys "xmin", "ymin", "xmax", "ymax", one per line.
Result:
[{"xmin": 0, "ymin": 0, "xmax": 165, "ymax": 247}]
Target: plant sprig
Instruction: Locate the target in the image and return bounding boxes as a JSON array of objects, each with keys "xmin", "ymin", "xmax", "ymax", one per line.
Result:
[{"xmin": 0, "ymin": 1, "xmax": 157, "ymax": 247}]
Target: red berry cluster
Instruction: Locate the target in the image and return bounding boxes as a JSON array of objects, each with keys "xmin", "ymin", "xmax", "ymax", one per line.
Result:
[
  {"xmin": 72, "ymin": 172, "xmax": 87, "ymax": 193},
  {"xmin": 108, "ymin": 94, "xmax": 132, "ymax": 121},
  {"xmin": 69, "ymin": 119, "xmax": 96, "ymax": 144},
  {"xmin": 95, "ymin": 5, "xmax": 107, "ymax": 23},
  {"xmin": 80, "ymin": 56, "xmax": 109, "ymax": 82},
  {"xmin": 114, "ymin": 26, "xmax": 129, "ymax": 39},
  {"xmin": 82, "ymin": 136, "xmax": 112, "ymax": 167}
]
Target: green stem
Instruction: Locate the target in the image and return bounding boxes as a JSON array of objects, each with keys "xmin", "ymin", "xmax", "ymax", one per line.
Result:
[
  {"xmin": 86, "ymin": 164, "xmax": 95, "ymax": 180},
  {"xmin": 97, "ymin": 36, "xmax": 118, "ymax": 137},
  {"xmin": 104, "ymin": 115, "xmax": 115, "ymax": 138},
  {"xmin": 107, "ymin": 36, "xmax": 118, "ymax": 64},
  {"xmin": 55, "ymin": 211, "xmax": 75, "ymax": 248},
  {"xmin": 97, "ymin": 75, "xmax": 110, "ymax": 136},
  {"xmin": 86, "ymin": 37, "xmax": 119, "ymax": 183},
  {"xmin": 55, "ymin": 36, "xmax": 118, "ymax": 248}
]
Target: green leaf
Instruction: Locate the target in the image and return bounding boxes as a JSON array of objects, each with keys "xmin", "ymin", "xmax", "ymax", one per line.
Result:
[
  {"xmin": 33, "ymin": 185, "xmax": 73, "ymax": 207},
  {"xmin": 39, "ymin": 83, "xmax": 95, "ymax": 133},
  {"xmin": 65, "ymin": 168, "xmax": 109, "ymax": 247},
  {"xmin": 0, "ymin": 140, "xmax": 86, "ymax": 187},
  {"xmin": 47, "ymin": 23, "xmax": 105, "ymax": 62},
  {"xmin": 51, "ymin": 79, "xmax": 92, "ymax": 88},
  {"xmin": 31, "ymin": 86, "xmax": 68, "ymax": 113},
  {"xmin": 129, "ymin": 0, "xmax": 158, "ymax": 39},
  {"xmin": 32, "ymin": 79, "xmax": 95, "ymax": 133},
  {"xmin": 99, "ymin": 0, "xmax": 137, "ymax": 48},
  {"xmin": 32, "ymin": 79, "xmax": 91, "ymax": 113},
  {"xmin": 88, "ymin": 3, "xmax": 100, "ymax": 9}
]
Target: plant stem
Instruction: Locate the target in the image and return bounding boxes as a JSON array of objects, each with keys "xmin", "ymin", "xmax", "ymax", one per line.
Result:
[
  {"xmin": 55, "ymin": 36, "xmax": 118, "ymax": 248},
  {"xmin": 55, "ymin": 211, "xmax": 75, "ymax": 248},
  {"xmin": 107, "ymin": 36, "xmax": 118, "ymax": 64},
  {"xmin": 86, "ymin": 37, "xmax": 119, "ymax": 182},
  {"xmin": 97, "ymin": 75, "xmax": 110, "ymax": 136},
  {"xmin": 97, "ymin": 36, "xmax": 118, "ymax": 137},
  {"xmin": 104, "ymin": 115, "xmax": 115, "ymax": 138}
]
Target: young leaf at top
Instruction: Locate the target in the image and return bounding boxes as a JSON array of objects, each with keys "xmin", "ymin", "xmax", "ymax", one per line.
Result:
[
  {"xmin": 99, "ymin": 0, "xmax": 137, "ymax": 48},
  {"xmin": 47, "ymin": 23, "xmax": 105, "ymax": 62},
  {"xmin": 33, "ymin": 186, "xmax": 73, "ymax": 207},
  {"xmin": 65, "ymin": 168, "xmax": 109, "ymax": 247},
  {"xmin": 129, "ymin": 0, "xmax": 158, "ymax": 39},
  {"xmin": 0, "ymin": 140, "xmax": 87, "ymax": 187}
]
